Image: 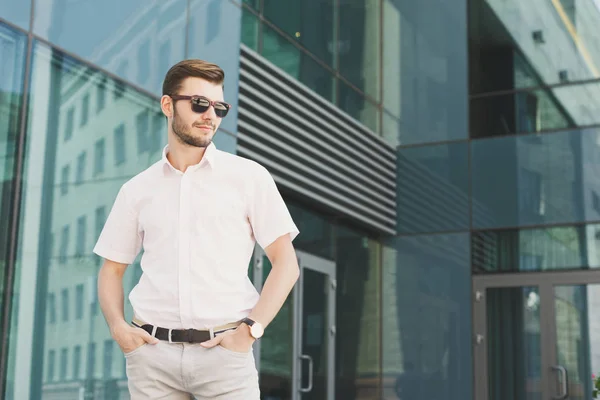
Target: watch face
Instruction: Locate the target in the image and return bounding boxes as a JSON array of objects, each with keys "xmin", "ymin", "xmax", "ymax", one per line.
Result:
[{"xmin": 250, "ymin": 323, "xmax": 264, "ymax": 338}]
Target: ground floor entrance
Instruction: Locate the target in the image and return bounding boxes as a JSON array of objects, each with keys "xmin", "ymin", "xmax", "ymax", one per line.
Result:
[
  {"xmin": 473, "ymin": 270, "xmax": 600, "ymax": 400},
  {"xmin": 251, "ymin": 248, "xmax": 337, "ymax": 400}
]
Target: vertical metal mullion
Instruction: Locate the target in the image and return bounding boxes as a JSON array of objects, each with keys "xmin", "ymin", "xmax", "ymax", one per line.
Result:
[
  {"xmin": 184, "ymin": 0, "xmax": 191, "ymax": 58},
  {"xmin": 333, "ymin": 0, "xmax": 340, "ymax": 105},
  {"xmin": 472, "ymin": 278, "xmax": 488, "ymax": 400},
  {"xmin": 378, "ymin": 0, "xmax": 384, "ymax": 136},
  {"xmin": 0, "ymin": 0, "xmax": 36, "ymax": 395},
  {"xmin": 540, "ymin": 282, "xmax": 555, "ymax": 400},
  {"xmin": 257, "ymin": 0, "xmax": 264, "ymax": 54}
]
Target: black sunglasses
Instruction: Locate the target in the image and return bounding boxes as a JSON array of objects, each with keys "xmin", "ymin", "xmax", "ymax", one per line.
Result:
[{"xmin": 170, "ymin": 95, "xmax": 231, "ymax": 118}]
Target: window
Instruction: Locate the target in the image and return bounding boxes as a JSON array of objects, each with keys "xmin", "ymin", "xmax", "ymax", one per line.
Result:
[
  {"xmin": 64, "ymin": 107, "xmax": 74, "ymax": 141},
  {"xmin": 97, "ymin": 78, "xmax": 106, "ymax": 113},
  {"xmin": 59, "ymin": 225, "xmax": 69, "ymax": 264},
  {"xmin": 87, "ymin": 343, "xmax": 96, "ymax": 378},
  {"xmin": 136, "ymin": 110, "xmax": 149, "ymax": 154},
  {"xmin": 76, "ymin": 215, "xmax": 86, "ymax": 257},
  {"xmin": 59, "ymin": 348, "xmax": 68, "ymax": 380},
  {"xmin": 80, "ymin": 93, "xmax": 90, "ymax": 126},
  {"xmin": 75, "ymin": 152, "xmax": 86, "ymax": 185},
  {"xmin": 151, "ymin": 111, "xmax": 164, "ymax": 153},
  {"xmin": 75, "ymin": 284, "xmax": 84, "ymax": 320},
  {"xmin": 95, "ymin": 206, "xmax": 107, "ymax": 270},
  {"xmin": 47, "ymin": 293, "xmax": 56, "ymax": 324},
  {"xmin": 60, "ymin": 165, "xmax": 70, "ymax": 195},
  {"xmin": 114, "ymin": 123, "xmax": 126, "ymax": 165},
  {"xmin": 103, "ymin": 340, "xmax": 113, "ymax": 378},
  {"xmin": 72, "ymin": 346, "xmax": 82, "ymax": 380},
  {"xmin": 520, "ymin": 168, "xmax": 544, "ymax": 219},
  {"xmin": 61, "ymin": 289, "xmax": 69, "ymax": 322},
  {"xmin": 94, "ymin": 138, "xmax": 105, "ymax": 175},
  {"xmin": 47, "ymin": 350, "xmax": 56, "ymax": 382}
]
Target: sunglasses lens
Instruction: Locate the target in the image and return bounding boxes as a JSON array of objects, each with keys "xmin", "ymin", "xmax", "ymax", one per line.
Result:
[
  {"xmin": 190, "ymin": 97, "xmax": 229, "ymax": 117},
  {"xmin": 214, "ymin": 103, "xmax": 229, "ymax": 118},
  {"xmin": 191, "ymin": 97, "xmax": 209, "ymax": 114}
]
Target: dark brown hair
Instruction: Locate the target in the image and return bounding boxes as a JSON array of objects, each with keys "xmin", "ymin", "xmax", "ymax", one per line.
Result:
[{"xmin": 162, "ymin": 59, "xmax": 225, "ymax": 96}]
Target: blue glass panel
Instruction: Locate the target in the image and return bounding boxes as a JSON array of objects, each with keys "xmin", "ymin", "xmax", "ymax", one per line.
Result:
[
  {"xmin": 0, "ymin": 23, "xmax": 27, "ymax": 400},
  {"xmin": 397, "ymin": 142, "xmax": 469, "ymax": 234},
  {"xmin": 383, "ymin": 0, "xmax": 468, "ymax": 145},
  {"xmin": 6, "ymin": 39, "xmax": 168, "ymax": 400},
  {"xmin": 382, "ymin": 233, "xmax": 471, "ymax": 400},
  {"xmin": 33, "ymin": 0, "xmax": 187, "ymax": 95},
  {"xmin": 472, "ymin": 127, "xmax": 600, "ymax": 229},
  {"xmin": 472, "ymin": 223, "xmax": 600, "ymax": 273},
  {"xmin": 470, "ymin": 0, "xmax": 600, "ymax": 93},
  {"xmin": 0, "ymin": 0, "xmax": 30, "ymax": 31},
  {"xmin": 188, "ymin": 0, "xmax": 241, "ymax": 138}
]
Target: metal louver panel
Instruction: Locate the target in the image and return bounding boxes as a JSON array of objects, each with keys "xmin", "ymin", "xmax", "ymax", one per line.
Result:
[{"xmin": 237, "ymin": 45, "xmax": 397, "ymax": 235}]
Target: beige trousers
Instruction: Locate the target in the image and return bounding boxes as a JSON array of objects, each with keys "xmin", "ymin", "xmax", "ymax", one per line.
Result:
[{"xmin": 124, "ymin": 340, "xmax": 260, "ymax": 399}]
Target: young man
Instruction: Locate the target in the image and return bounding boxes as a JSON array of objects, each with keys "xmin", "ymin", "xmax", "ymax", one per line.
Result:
[{"xmin": 93, "ymin": 59, "xmax": 300, "ymax": 399}]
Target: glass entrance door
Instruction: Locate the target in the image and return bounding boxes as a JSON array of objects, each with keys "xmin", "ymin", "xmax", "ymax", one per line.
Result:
[
  {"xmin": 251, "ymin": 248, "xmax": 336, "ymax": 400},
  {"xmin": 473, "ymin": 271, "xmax": 600, "ymax": 400},
  {"xmin": 294, "ymin": 252, "xmax": 336, "ymax": 400}
]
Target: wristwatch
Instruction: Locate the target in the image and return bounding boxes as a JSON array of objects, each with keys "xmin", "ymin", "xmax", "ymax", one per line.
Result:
[{"xmin": 241, "ymin": 317, "xmax": 264, "ymax": 339}]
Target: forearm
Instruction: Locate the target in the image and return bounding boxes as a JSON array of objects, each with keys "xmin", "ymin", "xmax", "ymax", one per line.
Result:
[
  {"xmin": 248, "ymin": 252, "xmax": 299, "ymax": 329},
  {"xmin": 98, "ymin": 261, "xmax": 128, "ymax": 334}
]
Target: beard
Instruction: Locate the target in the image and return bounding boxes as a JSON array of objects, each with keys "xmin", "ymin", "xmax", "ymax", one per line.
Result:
[{"xmin": 171, "ymin": 108, "xmax": 214, "ymax": 148}]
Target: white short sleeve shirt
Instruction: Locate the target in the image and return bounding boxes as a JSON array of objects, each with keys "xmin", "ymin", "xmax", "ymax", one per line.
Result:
[{"xmin": 93, "ymin": 142, "xmax": 299, "ymax": 329}]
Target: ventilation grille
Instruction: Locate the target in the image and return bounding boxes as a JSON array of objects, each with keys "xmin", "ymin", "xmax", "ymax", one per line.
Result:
[{"xmin": 237, "ymin": 45, "xmax": 397, "ymax": 235}]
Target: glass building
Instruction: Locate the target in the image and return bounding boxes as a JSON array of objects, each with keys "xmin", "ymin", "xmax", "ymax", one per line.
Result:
[{"xmin": 1, "ymin": 0, "xmax": 599, "ymax": 399}]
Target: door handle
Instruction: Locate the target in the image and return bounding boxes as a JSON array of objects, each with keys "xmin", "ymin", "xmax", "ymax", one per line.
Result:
[
  {"xmin": 299, "ymin": 354, "xmax": 314, "ymax": 393},
  {"xmin": 551, "ymin": 365, "xmax": 568, "ymax": 400}
]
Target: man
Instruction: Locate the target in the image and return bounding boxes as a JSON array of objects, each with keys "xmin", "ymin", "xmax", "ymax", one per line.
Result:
[{"xmin": 93, "ymin": 59, "xmax": 300, "ymax": 399}]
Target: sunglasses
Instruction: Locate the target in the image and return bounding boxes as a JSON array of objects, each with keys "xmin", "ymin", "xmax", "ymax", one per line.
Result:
[{"xmin": 170, "ymin": 95, "xmax": 231, "ymax": 118}]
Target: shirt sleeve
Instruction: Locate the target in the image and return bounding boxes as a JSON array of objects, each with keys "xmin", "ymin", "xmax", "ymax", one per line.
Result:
[
  {"xmin": 248, "ymin": 165, "xmax": 299, "ymax": 250},
  {"xmin": 93, "ymin": 184, "xmax": 142, "ymax": 264}
]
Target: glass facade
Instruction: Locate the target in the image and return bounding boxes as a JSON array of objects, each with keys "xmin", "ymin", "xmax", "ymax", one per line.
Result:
[
  {"xmin": 3, "ymin": 0, "xmax": 600, "ymax": 399},
  {"xmin": 468, "ymin": 0, "xmax": 600, "ymax": 399},
  {"xmin": 241, "ymin": 0, "xmax": 385, "ymax": 139}
]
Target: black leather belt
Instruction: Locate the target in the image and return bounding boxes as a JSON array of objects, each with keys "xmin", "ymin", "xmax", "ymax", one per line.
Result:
[{"xmin": 132, "ymin": 321, "xmax": 237, "ymax": 343}]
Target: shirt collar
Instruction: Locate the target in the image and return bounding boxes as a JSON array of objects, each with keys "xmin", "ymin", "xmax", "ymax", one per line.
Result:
[{"xmin": 161, "ymin": 142, "xmax": 217, "ymax": 175}]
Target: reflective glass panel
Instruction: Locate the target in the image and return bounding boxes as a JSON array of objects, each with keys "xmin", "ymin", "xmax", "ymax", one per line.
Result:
[
  {"xmin": 486, "ymin": 287, "xmax": 542, "ymax": 400},
  {"xmin": 472, "ymin": 224, "xmax": 600, "ymax": 273},
  {"xmin": 383, "ymin": 0, "xmax": 468, "ymax": 145},
  {"xmin": 338, "ymin": 0, "xmax": 381, "ymax": 101},
  {"xmin": 397, "ymin": 142, "xmax": 469, "ymax": 234},
  {"xmin": 0, "ymin": 23, "xmax": 26, "ymax": 380},
  {"xmin": 382, "ymin": 233, "xmax": 471, "ymax": 400},
  {"xmin": 471, "ymin": 127, "xmax": 600, "ymax": 229},
  {"xmin": 5, "ymin": 40, "xmax": 166, "ymax": 400},
  {"xmin": 337, "ymin": 81, "xmax": 379, "ymax": 134},
  {"xmin": 33, "ymin": 0, "xmax": 186, "ymax": 95},
  {"xmin": 470, "ymin": 0, "xmax": 600, "ymax": 93},
  {"xmin": 0, "ymin": 0, "xmax": 30, "ymax": 30},
  {"xmin": 261, "ymin": 22, "xmax": 335, "ymax": 103},
  {"xmin": 554, "ymin": 284, "xmax": 600, "ymax": 400},
  {"xmin": 263, "ymin": 0, "xmax": 335, "ymax": 67},
  {"xmin": 188, "ymin": 0, "xmax": 242, "ymax": 137},
  {"xmin": 470, "ymin": 82, "xmax": 600, "ymax": 138},
  {"xmin": 241, "ymin": 6, "xmax": 259, "ymax": 51}
]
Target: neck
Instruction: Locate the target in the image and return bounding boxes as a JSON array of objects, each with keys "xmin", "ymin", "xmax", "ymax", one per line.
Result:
[{"xmin": 166, "ymin": 136, "xmax": 208, "ymax": 172}]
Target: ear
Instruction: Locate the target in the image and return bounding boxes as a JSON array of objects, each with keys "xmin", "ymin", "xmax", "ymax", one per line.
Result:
[{"xmin": 160, "ymin": 95, "xmax": 173, "ymax": 118}]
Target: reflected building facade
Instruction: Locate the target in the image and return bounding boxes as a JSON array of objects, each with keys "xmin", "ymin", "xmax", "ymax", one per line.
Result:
[{"xmin": 2, "ymin": 0, "xmax": 600, "ymax": 400}]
